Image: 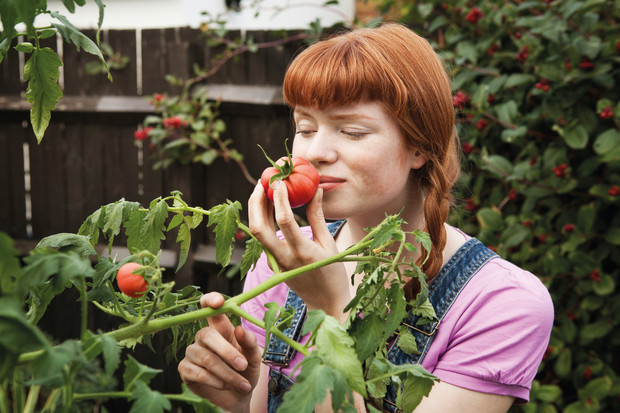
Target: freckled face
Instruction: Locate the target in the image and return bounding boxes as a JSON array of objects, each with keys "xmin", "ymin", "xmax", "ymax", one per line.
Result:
[{"xmin": 291, "ymin": 101, "xmax": 425, "ymax": 224}]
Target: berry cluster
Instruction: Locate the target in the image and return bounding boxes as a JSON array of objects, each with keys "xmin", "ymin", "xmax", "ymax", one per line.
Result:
[
  {"xmin": 600, "ymin": 106, "xmax": 614, "ymax": 119},
  {"xmin": 553, "ymin": 163, "xmax": 568, "ymax": 177}
]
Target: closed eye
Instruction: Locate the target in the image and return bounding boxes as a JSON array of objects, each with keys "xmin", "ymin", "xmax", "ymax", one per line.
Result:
[
  {"xmin": 342, "ymin": 130, "xmax": 368, "ymax": 138},
  {"xmin": 295, "ymin": 130, "xmax": 315, "ymax": 137}
]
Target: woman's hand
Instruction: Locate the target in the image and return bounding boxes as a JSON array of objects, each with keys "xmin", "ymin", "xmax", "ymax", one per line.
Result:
[
  {"xmin": 248, "ymin": 181, "xmax": 352, "ymax": 320},
  {"xmin": 178, "ymin": 292, "xmax": 263, "ymax": 412}
]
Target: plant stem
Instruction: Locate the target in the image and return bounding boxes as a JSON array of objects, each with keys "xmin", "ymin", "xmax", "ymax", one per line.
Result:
[
  {"xmin": 77, "ymin": 278, "xmax": 88, "ymax": 340},
  {"xmin": 18, "ymin": 223, "xmax": 381, "ymax": 363},
  {"xmin": 22, "ymin": 385, "xmax": 40, "ymax": 413}
]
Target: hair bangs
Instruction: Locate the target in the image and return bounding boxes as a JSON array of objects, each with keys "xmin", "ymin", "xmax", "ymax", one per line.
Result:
[{"xmin": 283, "ymin": 36, "xmax": 388, "ymax": 109}]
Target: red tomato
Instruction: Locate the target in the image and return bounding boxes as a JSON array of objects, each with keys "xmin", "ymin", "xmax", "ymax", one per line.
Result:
[
  {"xmin": 260, "ymin": 156, "xmax": 319, "ymax": 208},
  {"xmin": 116, "ymin": 262, "xmax": 148, "ymax": 298}
]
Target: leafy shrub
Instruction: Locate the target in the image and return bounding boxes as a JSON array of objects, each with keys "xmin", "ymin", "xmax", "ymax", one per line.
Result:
[{"xmin": 375, "ymin": 0, "xmax": 619, "ymax": 411}]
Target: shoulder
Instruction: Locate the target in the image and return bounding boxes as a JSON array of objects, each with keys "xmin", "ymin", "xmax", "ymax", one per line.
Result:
[{"xmin": 424, "ymin": 242, "xmax": 554, "ymax": 402}]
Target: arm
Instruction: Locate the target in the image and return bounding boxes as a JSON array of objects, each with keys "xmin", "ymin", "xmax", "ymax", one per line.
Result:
[{"xmin": 414, "ymin": 382, "xmax": 514, "ymax": 413}]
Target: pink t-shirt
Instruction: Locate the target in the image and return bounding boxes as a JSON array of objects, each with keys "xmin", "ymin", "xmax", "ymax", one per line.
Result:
[{"xmin": 240, "ymin": 226, "xmax": 554, "ymax": 404}]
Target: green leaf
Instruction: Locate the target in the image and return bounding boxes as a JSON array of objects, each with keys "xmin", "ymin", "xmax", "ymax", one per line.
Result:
[
  {"xmin": 207, "ymin": 200, "xmax": 242, "ymax": 267},
  {"xmin": 537, "ymin": 384, "xmax": 562, "ymax": 402},
  {"xmin": 562, "ymin": 124, "xmax": 589, "ymax": 149},
  {"xmin": 0, "ymin": 232, "xmax": 22, "ymax": 296},
  {"xmin": 592, "ymin": 274, "xmax": 615, "ymax": 296},
  {"xmin": 579, "ymin": 320, "xmax": 612, "ymax": 343},
  {"xmin": 476, "ymin": 207, "xmax": 503, "ymax": 231},
  {"xmin": 240, "ymin": 237, "xmax": 263, "ymax": 279},
  {"xmin": 279, "ymin": 356, "xmax": 334, "ymax": 413},
  {"xmin": 554, "ymin": 349, "xmax": 571, "ymax": 378},
  {"xmin": 396, "ymin": 326, "xmax": 418, "ymax": 355},
  {"xmin": 29, "ymin": 340, "xmax": 84, "ymax": 387},
  {"xmin": 504, "ymin": 74, "xmax": 535, "ymax": 89},
  {"xmin": 139, "ymin": 199, "xmax": 169, "ymax": 255},
  {"xmin": 604, "ymin": 228, "xmax": 620, "ymax": 245},
  {"xmin": 0, "ymin": 297, "xmax": 49, "ymax": 356},
  {"xmin": 315, "ymin": 316, "xmax": 366, "ymax": 396},
  {"xmin": 23, "ymin": 47, "xmax": 63, "ymax": 143},
  {"xmin": 480, "ymin": 154, "xmax": 514, "ymax": 178},
  {"xmin": 494, "ymin": 100, "xmax": 518, "ymax": 125},
  {"xmin": 123, "ymin": 355, "xmax": 162, "ymax": 391},
  {"xmin": 456, "ymin": 41, "xmax": 477, "ymax": 64},
  {"xmin": 100, "ymin": 334, "xmax": 121, "ymax": 377},
  {"xmin": 36, "ymin": 233, "xmax": 97, "ymax": 256},
  {"xmin": 593, "ymin": 129, "xmax": 620, "ymax": 155},
  {"xmin": 501, "ymin": 225, "xmax": 529, "ymax": 249},
  {"xmin": 128, "ymin": 381, "xmax": 171, "ymax": 413},
  {"xmin": 176, "ymin": 216, "xmax": 192, "ymax": 271},
  {"xmin": 50, "ymin": 11, "xmax": 111, "ymax": 80}
]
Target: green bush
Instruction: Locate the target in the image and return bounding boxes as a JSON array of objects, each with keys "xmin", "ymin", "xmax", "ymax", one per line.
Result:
[{"xmin": 375, "ymin": 0, "xmax": 620, "ymax": 411}]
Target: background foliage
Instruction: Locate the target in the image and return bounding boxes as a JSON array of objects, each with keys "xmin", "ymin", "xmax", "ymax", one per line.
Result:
[{"xmin": 373, "ymin": 0, "xmax": 619, "ymax": 411}]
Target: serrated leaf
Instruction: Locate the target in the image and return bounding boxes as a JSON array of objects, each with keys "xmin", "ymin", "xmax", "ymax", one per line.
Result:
[
  {"xmin": 139, "ymin": 199, "xmax": 169, "ymax": 254},
  {"xmin": 240, "ymin": 237, "xmax": 262, "ymax": 279},
  {"xmin": 123, "ymin": 355, "xmax": 162, "ymax": 391},
  {"xmin": 207, "ymin": 200, "xmax": 242, "ymax": 267},
  {"xmin": 24, "ymin": 47, "xmax": 63, "ymax": 143},
  {"xmin": 50, "ymin": 11, "xmax": 111, "ymax": 80},
  {"xmin": 402, "ymin": 367, "xmax": 437, "ymax": 412},
  {"xmin": 36, "ymin": 233, "xmax": 97, "ymax": 256},
  {"xmin": 100, "ymin": 334, "xmax": 121, "ymax": 377},
  {"xmin": 396, "ymin": 326, "xmax": 418, "ymax": 355},
  {"xmin": 315, "ymin": 316, "xmax": 366, "ymax": 396},
  {"xmin": 29, "ymin": 339, "xmax": 84, "ymax": 387},
  {"xmin": 279, "ymin": 356, "xmax": 334, "ymax": 413},
  {"xmin": 128, "ymin": 381, "xmax": 171, "ymax": 413},
  {"xmin": 176, "ymin": 216, "xmax": 192, "ymax": 271}
]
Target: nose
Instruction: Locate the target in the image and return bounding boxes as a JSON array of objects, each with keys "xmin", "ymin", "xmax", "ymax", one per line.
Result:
[{"xmin": 293, "ymin": 130, "xmax": 337, "ymax": 166}]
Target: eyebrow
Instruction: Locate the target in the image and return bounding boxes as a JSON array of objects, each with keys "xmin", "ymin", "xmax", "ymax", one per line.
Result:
[{"xmin": 294, "ymin": 108, "xmax": 376, "ymax": 121}]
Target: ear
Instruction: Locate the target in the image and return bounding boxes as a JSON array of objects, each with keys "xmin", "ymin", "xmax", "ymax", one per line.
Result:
[{"xmin": 410, "ymin": 150, "xmax": 427, "ymax": 170}]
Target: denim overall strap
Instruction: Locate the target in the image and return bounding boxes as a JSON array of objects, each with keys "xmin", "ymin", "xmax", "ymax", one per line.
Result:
[
  {"xmin": 265, "ymin": 220, "xmax": 346, "ymax": 412},
  {"xmin": 382, "ymin": 238, "xmax": 498, "ymax": 413}
]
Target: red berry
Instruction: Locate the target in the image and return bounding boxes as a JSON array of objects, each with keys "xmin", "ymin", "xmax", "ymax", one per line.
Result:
[
  {"xmin": 600, "ymin": 106, "xmax": 614, "ymax": 119},
  {"xmin": 538, "ymin": 234, "xmax": 547, "ymax": 243},
  {"xmin": 235, "ymin": 230, "xmax": 245, "ymax": 242},
  {"xmin": 163, "ymin": 116, "xmax": 182, "ymax": 129},
  {"xmin": 563, "ymin": 223, "xmax": 575, "ymax": 232},
  {"xmin": 608, "ymin": 185, "xmax": 620, "ymax": 196},
  {"xmin": 523, "ymin": 220, "xmax": 532, "ymax": 227},
  {"xmin": 564, "ymin": 58, "xmax": 572, "ymax": 70},
  {"xmin": 516, "ymin": 45, "xmax": 529, "ymax": 61},
  {"xmin": 475, "ymin": 119, "xmax": 489, "ymax": 131},
  {"xmin": 553, "ymin": 163, "xmax": 568, "ymax": 177},
  {"xmin": 462, "ymin": 142, "xmax": 474, "ymax": 154},
  {"xmin": 508, "ymin": 189, "xmax": 517, "ymax": 200},
  {"xmin": 465, "ymin": 7, "xmax": 483, "ymax": 24},
  {"xmin": 590, "ymin": 269, "xmax": 601, "ymax": 283},
  {"xmin": 488, "ymin": 44, "xmax": 499, "ymax": 56},
  {"xmin": 583, "ymin": 366, "xmax": 593, "ymax": 380},
  {"xmin": 488, "ymin": 246, "xmax": 497, "ymax": 253},
  {"xmin": 579, "ymin": 57, "xmax": 594, "ymax": 70},
  {"xmin": 543, "ymin": 345, "xmax": 553, "ymax": 360},
  {"xmin": 134, "ymin": 126, "xmax": 153, "ymax": 141},
  {"xmin": 464, "ymin": 198, "xmax": 477, "ymax": 211},
  {"xmin": 453, "ymin": 91, "xmax": 467, "ymax": 109},
  {"xmin": 567, "ymin": 311, "xmax": 577, "ymax": 321},
  {"xmin": 487, "ymin": 93, "xmax": 496, "ymax": 103}
]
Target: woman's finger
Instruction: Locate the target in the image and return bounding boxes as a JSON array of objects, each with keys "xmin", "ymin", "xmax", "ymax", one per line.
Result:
[
  {"xmin": 271, "ymin": 181, "xmax": 310, "ymax": 252},
  {"xmin": 304, "ymin": 188, "xmax": 334, "ymax": 249}
]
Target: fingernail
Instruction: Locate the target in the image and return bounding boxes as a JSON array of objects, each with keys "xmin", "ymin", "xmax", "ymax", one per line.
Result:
[
  {"xmin": 234, "ymin": 357, "xmax": 248, "ymax": 371},
  {"xmin": 239, "ymin": 381, "xmax": 252, "ymax": 392}
]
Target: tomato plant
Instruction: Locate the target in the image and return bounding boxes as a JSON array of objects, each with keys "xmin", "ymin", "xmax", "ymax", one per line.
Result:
[
  {"xmin": 259, "ymin": 142, "xmax": 320, "ymax": 208},
  {"xmin": 116, "ymin": 262, "xmax": 148, "ymax": 298}
]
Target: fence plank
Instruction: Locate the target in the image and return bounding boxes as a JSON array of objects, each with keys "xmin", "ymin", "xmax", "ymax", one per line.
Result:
[
  {"xmin": 0, "ymin": 42, "xmax": 22, "ymax": 95},
  {"xmin": 0, "ymin": 117, "xmax": 28, "ymax": 238}
]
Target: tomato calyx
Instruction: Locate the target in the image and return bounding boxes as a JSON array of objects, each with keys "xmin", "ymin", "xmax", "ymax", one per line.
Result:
[{"xmin": 258, "ymin": 139, "xmax": 296, "ymax": 187}]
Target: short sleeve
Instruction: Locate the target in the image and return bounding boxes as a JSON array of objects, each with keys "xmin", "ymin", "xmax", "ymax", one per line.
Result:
[{"xmin": 421, "ymin": 257, "xmax": 554, "ymax": 403}]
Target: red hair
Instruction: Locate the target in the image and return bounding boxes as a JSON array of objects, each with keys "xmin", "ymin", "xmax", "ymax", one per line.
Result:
[{"xmin": 283, "ymin": 23, "xmax": 460, "ymax": 289}]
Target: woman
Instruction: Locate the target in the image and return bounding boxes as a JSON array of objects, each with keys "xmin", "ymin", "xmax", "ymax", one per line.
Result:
[{"xmin": 178, "ymin": 23, "xmax": 554, "ymax": 412}]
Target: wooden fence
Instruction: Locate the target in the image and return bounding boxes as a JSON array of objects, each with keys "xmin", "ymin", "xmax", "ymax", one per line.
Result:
[{"xmin": 0, "ymin": 27, "xmax": 307, "ymax": 409}]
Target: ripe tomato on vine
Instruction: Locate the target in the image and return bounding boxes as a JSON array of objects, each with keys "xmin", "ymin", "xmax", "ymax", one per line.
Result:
[
  {"xmin": 259, "ymin": 141, "xmax": 319, "ymax": 208},
  {"xmin": 116, "ymin": 262, "xmax": 148, "ymax": 298}
]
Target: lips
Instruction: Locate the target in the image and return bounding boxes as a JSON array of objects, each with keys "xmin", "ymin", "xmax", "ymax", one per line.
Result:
[{"xmin": 319, "ymin": 176, "xmax": 345, "ymax": 191}]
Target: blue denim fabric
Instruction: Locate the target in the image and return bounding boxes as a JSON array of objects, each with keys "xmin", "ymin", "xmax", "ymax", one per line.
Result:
[
  {"xmin": 265, "ymin": 221, "xmax": 496, "ymax": 413},
  {"xmin": 265, "ymin": 220, "xmax": 346, "ymax": 412},
  {"xmin": 381, "ymin": 238, "xmax": 497, "ymax": 412}
]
